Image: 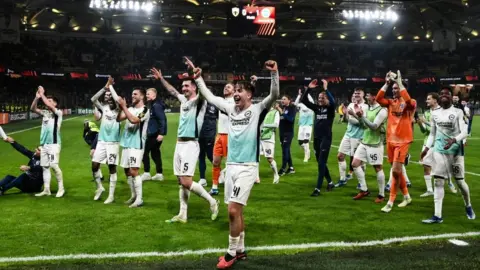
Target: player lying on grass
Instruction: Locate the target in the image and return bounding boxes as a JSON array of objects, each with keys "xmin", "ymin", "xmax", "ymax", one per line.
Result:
[
  {"xmin": 421, "ymin": 86, "xmax": 475, "ymax": 223},
  {"xmin": 187, "ymin": 57, "xmax": 279, "ymax": 269},
  {"xmin": 1, "ymin": 137, "xmax": 43, "ymax": 195}
]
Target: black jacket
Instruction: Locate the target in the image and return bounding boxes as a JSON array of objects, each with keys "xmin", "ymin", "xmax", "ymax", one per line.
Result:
[
  {"xmin": 9, "ymin": 141, "xmax": 42, "ymax": 181},
  {"xmin": 147, "ymin": 99, "xmax": 167, "ymax": 137}
]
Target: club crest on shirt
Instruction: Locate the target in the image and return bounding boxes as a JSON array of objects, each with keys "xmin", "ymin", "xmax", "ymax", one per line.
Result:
[
  {"xmin": 245, "ymin": 110, "xmax": 252, "ymax": 118},
  {"xmin": 448, "ymin": 114, "xmax": 455, "ymax": 120}
]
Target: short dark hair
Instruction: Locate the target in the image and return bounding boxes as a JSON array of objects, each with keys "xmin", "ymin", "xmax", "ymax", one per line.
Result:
[
  {"xmin": 182, "ymin": 79, "xmax": 197, "ymax": 88},
  {"xmin": 46, "ymin": 95, "xmax": 59, "ymax": 104},
  {"xmin": 427, "ymin": 92, "xmax": 439, "ymax": 101},
  {"xmin": 282, "ymin": 94, "xmax": 292, "ymax": 100},
  {"xmin": 235, "ymin": 81, "xmax": 255, "ymax": 95},
  {"xmin": 441, "ymin": 86, "xmax": 453, "ymax": 94},
  {"xmin": 354, "ymin": 87, "xmax": 364, "ymax": 93}
]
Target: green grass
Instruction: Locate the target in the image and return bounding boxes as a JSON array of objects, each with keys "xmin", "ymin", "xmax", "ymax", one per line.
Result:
[{"xmin": 0, "ymin": 114, "xmax": 479, "ymax": 266}]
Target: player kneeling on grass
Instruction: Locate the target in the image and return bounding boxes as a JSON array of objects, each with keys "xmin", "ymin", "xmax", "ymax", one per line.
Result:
[
  {"xmin": 150, "ymin": 65, "xmax": 219, "ymax": 223},
  {"xmin": 31, "ymin": 86, "xmax": 65, "ymax": 198},
  {"xmin": 421, "ymin": 87, "xmax": 475, "ymax": 224},
  {"xmin": 114, "ymin": 88, "xmax": 150, "ymax": 208},
  {"xmin": 188, "ymin": 58, "xmax": 279, "ymax": 269},
  {"xmin": 1, "ymin": 137, "xmax": 43, "ymax": 195},
  {"xmin": 90, "ymin": 77, "xmax": 121, "ymax": 204},
  {"xmin": 348, "ymin": 90, "xmax": 387, "ymax": 202}
]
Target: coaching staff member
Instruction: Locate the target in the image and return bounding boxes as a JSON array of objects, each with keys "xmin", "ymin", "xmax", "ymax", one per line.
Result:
[{"xmin": 141, "ymin": 88, "xmax": 167, "ymax": 181}]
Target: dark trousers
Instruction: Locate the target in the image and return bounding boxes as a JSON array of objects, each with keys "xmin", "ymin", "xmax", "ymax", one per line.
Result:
[
  {"xmin": 280, "ymin": 132, "xmax": 294, "ymax": 170},
  {"xmin": 142, "ymin": 136, "xmax": 163, "ymax": 174},
  {"xmin": 468, "ymin": 118, "xmax": 473, "ymax": 135},
  {"xmin": 0, "ymin": 173, "xmax": 42, "ymax": 193},
  {"xmin": 199, "ymin": 137, "xmax": 214, "ymax": 179},
  {"xmin": 314, "ymin": 136, "xmax": 333, "ymax": 190}
]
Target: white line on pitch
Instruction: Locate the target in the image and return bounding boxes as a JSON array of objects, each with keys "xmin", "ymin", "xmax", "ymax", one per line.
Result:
[
  {"xmin": 330, "ymin": 145, "xmax": 480, "ymax": 176},
  {"xmin": 7, "ymin": 116, "xmax": 81, "ymax": 135},
  {"xmin": 0, "ymin": 231, "xmax": 478, "ymax": 263}
]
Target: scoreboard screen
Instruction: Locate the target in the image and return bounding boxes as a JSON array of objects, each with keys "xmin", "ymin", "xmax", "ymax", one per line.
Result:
[{"xmin": 227, "ymin": 5, "xmax": 276, "ymax": 38}]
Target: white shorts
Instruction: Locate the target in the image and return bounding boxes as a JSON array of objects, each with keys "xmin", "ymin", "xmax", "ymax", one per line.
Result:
[
  {"xmin": 298, "ymin": 126, "xmax": 312, "ymax": 141},
  {"xmin": 173, "ymin": 141, "xmax": 199, "ymax": 176},
  {"xmin": 224, "ymin": 164, "xmax": 258, "ymax": 206},
  {"xmin": 339, "ymin": 136, "xmax": 361, "ymax": 156},
  {"xmin": 431, "ymin": 152, "xmax": 465, "ymax": 179},
  {"xmin": 420, "ymin": 145, "xmax": 434, "ymax": 167},
  {"xmin": 353, "ymin": 144, "xmax": 384, "ymax": 165},
  {"xmin": 260, "ymin": 140, "xmax": 275, "ymax": 158},
  {"xmin": 40, "ymin": 144, "xmax": 60, "ymax": 167},
  {"xmin": 92, "ymin": 141, "xmax": 120, "ymax": 165},
  {"xmin": 120, "ymin": 148, "xmax": 144, "ymax": 168}
]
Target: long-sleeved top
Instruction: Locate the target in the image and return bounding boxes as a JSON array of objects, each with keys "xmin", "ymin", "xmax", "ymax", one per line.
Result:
[
  {"xmin": 279, "ymin": 104, "xmax": 296, "ymax": 134},
  {"xmin": 300, "ymin": 88, "xmax": 336, "ymax": 138},
  {"xmin": 147, "ymin": 98, "xmax": 167, "ymax": 137},
  {"xmin": 200, "ymin": 102, "xmax": 219, "ymax": 139},
  {"xmin": 9, "ymin": 141, "xmax": 42, "ymax": 180}
]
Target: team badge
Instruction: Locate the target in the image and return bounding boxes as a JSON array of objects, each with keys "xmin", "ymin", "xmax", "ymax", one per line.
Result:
[
  {"xmin": 448, "ymin": 114, "xmax": 455, "ymax": 120},
  {"xmin": 231, "ymin": 7, "xmax": 239, "ymax": 17},
  {"xmin": 245, "ymin": 110, "xmax": 252, "ymax": 118}
]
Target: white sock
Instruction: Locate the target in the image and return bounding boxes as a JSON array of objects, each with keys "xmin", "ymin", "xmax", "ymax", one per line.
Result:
[
  {"xmin": 237, "ymin": 231, "xmax": 245, "ymax": 253},
  {"xmin": 402, "ymin": 165, "xmax": 410, "ymax": 183},
  {"xmin": 270, "ymin": 160, "xmax": 279, "ymax": 176},
  {"xmin": 434, "ymin": 178, "xmax": 445, "ymax": 218},
  {"xmin": 228, "ymin": 235, "xmax": 240, "ymax": 257},
  {"xmin": 377, "ymin": 170, "xmax": 385, "ymax": 197},
  {"xmin": 0, "ymin": 126, "xmax": 6, "ymax": 140},
  {"xmin": 98, "ymin": 170, "xmax": 103, "ymax": 180},
  {"xmin": 94, "ymin": 170, "xmax": 102, "ymax": 189},
  {"xmin": 424, "ymin": 175, "xmax": 433, "ymax": 192},
  {"xmin": 387, "ymin": 168, "xmax": 393, "ymax": 186},
  {"xmin": 134, "ymin": 175, "xmax": 143, "ymax": 202},
  {"xmin": 42, "ymin": 167, "xmax": 51, "ymax": 192},
  {"xmin": 51, "ymin": 164, "xmax": 64, "ymax": 190},
  {"xmin": 190, "ymin": 182, "xmax": 216, "ymax": 205},
  {"xmin": 179, "ymin": 186, "xmax": 190, "ymax": 219},
  {"xmin": 212, "ymin": 184, "xmax": 218, "ymax": 189},
  {"xmin": 338, "ymin": 160, "xmax": 347, "ymax": 180},
  {"xmin": 353, "ymin": 166, "xmax": 367, "ymax": 191},
  {"xmin": 109, "ymin": 173, "xmax": 117, "ymax": 198},
  {"xmin": 127, "ymin": 176, "xmax": 135, "ymax": 198},
  {"xmin": 305, "ymin": 143, "xmax": 310, "ymax": 158},
  {"xmin": 456, "ymin": 179, "xmax": 472, "ymax": 207}
]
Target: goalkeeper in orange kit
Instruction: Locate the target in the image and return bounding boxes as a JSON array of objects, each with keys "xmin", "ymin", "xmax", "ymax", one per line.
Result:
[{"xmin": 376, "ymin": 71, "xmax": 416, "ymax": 213}]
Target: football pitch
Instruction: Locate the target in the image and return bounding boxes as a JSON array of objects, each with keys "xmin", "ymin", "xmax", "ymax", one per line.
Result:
[{"xmin": 0, "ymin": 114, "xmax": 479, "ymax": 269}]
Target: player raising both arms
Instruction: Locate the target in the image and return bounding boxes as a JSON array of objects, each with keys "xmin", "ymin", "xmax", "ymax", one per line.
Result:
[
  {"xmin": 300, "ymin": 79, "xmax": 336, "ymax": 196},
  {"xmin": 376, "ymin": 71, "xmax": 414, "ymax": 213},
  {"xmin": 294, "ymin": 87, "xmax": 314, "ymax": 162},
  {"xmin": 90, "ymin": 77, "xmax": 121, "ymax": 203},
  {"xmin": 31, "ymin": 86, "xmax": 65, "ymax": 198},
  {"xmin": 210, "ymin": 83, "xmax": 235, "ymax": 195},
  {"xmin": 350, "ymin": 90, "xmax": 388, "ymax": 202},
  {"xmin": 189, "ymin": 58, "xmax": 279, "ymax": 269},
  {"xmin": 421, "ymin": 87, "xmax": 475, "ymax": 223},
  {"xmin": 150, "ymin": 66, "xmax": 219, "ymax": 223}
]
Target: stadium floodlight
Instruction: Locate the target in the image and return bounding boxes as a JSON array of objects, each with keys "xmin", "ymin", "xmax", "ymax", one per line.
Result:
[
  {"xmin": 342, "ymin": 9, "xmax": 398, "ymax": 22},
  {"xmin": 89, "ymin": 0, "xmax": 155, "ymax": 12}
]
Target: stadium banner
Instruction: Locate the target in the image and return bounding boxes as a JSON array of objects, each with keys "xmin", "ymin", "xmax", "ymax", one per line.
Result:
[
  {"xmin": 465, "ymin": 75, "xmax": 478, "ymax": 82},
  {"xmin": 164, "ymin": 108, "xmax": 179, "ymax": 113},
  {"xmin": 0, "ymin": 14, "xmax": 20, "ymax": 44},
  {"xmin": 0, "ymin": 113, "xmax": 9, "ymax": 124},
  {"xmin": 40, "ymin": 72, "xmax": 65, "ymax": 77},
  {"xmin": 70, "ymin": 72, "xmax": 89, "ymax": 79},
  {"xmin": 29, "ymin": 112, "xmax": 42, "ymax": 120},
  {"xmin": 9, "ymin": 112, "xmax": 28, "ymax": 122},
  {"xmin": 95, "ymin": 74, "xmax": 110, "ymax": 79},
  {"xmin": 439, "ymin": 77, "xmax": 463, "ymax": 82},
  {"xmin": 75, "ymin": 108, "xmax": 94, "ymax": 115}
]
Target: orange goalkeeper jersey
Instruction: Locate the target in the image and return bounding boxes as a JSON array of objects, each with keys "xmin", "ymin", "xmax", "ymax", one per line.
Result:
[{"xmin": 376, "ymin": 89, "xmax": 416, "ymax": 144}]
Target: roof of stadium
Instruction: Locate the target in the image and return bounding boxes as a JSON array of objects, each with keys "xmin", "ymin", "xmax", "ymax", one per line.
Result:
[{"xmin": 7, "ymin": 0, "xmax": 480, "ymax": 41}]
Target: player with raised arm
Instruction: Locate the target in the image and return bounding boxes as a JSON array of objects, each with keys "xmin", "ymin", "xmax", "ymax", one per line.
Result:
[
  {"xmin": 294, "ymin": 87, "xmax": 314, "ymax": 162},
  {"xmin": 349, "ymin": 90, "xmax": 388, "ymax": 202},
  {"xmin": 0, "ymin": 126, "xmax": 7, "ymax": 140},
  {"xmin": 30, "ymin": 86, "xmax": 65, "ymax": 197},
  {"xmin": 301, "ymin": 79, "xmax": 336, "ymax": 196},
  {"xmin": 110, "ymin": 86, "xmax": 149, "ymax": 208},
  {"xmin": 336, "ymin": 88, "xmax": 368, "ymax": 187},
  {"xmin": 90, "ymin": 77, "xmax": 121, "ymax": 203},
  {"xmin": 376, "ymin": 71, "xmax": 414, "ymax": 213},
  {"xmin": 210, "ymin": 83, "xmax": 235, "ymax": 195},
  {"xmin": 150, "ymin": 65, "xmax": 219, "ymax": 223},
  {"xmin": 421, "ymin": 87, "xmax": 475, "ymax": 223},
  {"xmin": 188, "ymin": 58, "xmax": 279, "ymax": 269}
]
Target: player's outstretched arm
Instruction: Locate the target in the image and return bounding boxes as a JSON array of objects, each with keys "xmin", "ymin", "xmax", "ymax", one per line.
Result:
[
  {"xmin": 0, "ymin": 126, "xmax": 6, "ymax": 140},
  {"xmin": 37, "ymin": 86, "xmax": 58, "ymax": 113},
  {"xmin": 94, "ymin": 107, "xmax": 102, "ymax": 121},
  {"xmin": 150, "ymin": 67, "xmax": 181, "ymax": 99},
  {"xmin": 117, "ymin": 97, "xmax": 140, "ymax": 124},
  {"xmin": 91, "ymin": 88, "xmax": 106, "ymax": 109},
  {"xmin": 261, "ymin": 60, "xmax": 280, "ymax": 109},
  {"xmin": 30, "ymin": 91, "xmax": 43, "ymax": 115},
  {"xmin": 4, "ymin": 137, "xmax": 34, "ymax": 158},
  {"xmin": 300, "ymin": 80, "xmax": 319, "ymax": 111},
  {"xmin": 455, "ymin": 110, "xmax": 469, "ymax": 143}
]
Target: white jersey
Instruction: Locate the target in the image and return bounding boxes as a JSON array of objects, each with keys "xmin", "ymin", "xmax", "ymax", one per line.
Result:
[
  {"xmin": 40, "ymin": 109, "xmax": 63, "ymax": 145},
  {"xmin": 294, "ymin": 94, "xmax": 314, "ymax": 127},
  {"xmin": 195, "ymin": 72, "xmax": 280, "ymax": 165},
  {"xmin": 217, "ymin": 97, "xmax": 234, "ymax": 134},
  {"xmin": 426, "ymin": 105, "xmax": 468, "ymax": 156},
  {"xmin": 97, "ymin": 104, "xmax": 121, "ymax": 142},
  {"xmin": 120, "ymin": 106, "xmax": 150, "ymax": 150},
  {"xmin": 344, "ymin": 102, "xmax": 369, "ymax": 139},
  {"xmin": 177, "ymin": 95, "xmax": 206, "ymax": 138}
]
